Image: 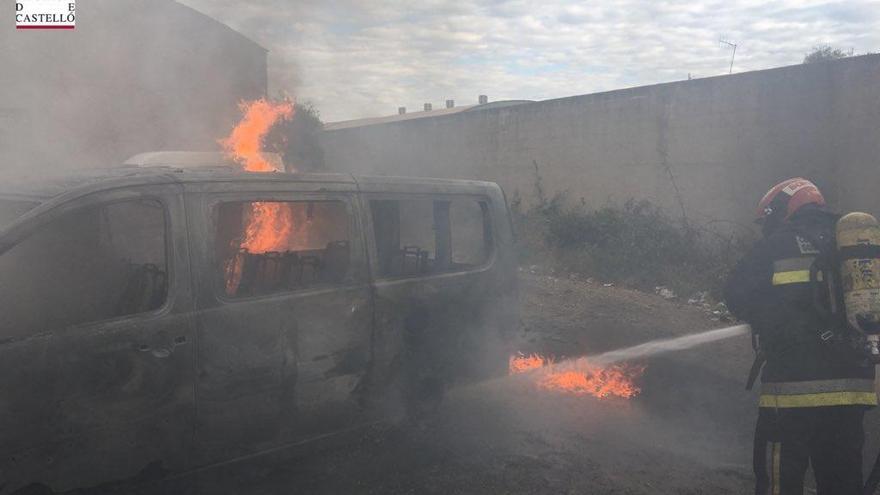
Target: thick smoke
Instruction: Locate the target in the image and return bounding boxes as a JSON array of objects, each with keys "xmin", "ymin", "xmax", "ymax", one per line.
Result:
[{"xmin": 0, "ymin": 0, "xmax": 267, "ymax": 180}]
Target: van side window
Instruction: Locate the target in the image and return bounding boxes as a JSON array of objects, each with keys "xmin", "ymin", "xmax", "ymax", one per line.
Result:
[
  {"xmin": 371, "ymin": 198, "xmax": 492, "ymax": 278},
  {"xmin": 216, "ymin": 200, "xmax": 351, "ymax": 298},
  {"xmin": 451, "ymin": 200, "xmax": 493, "ymax": 268},
  {"xmin": 0, "ymin": 200, "xmax": 168, "ymax": 338}
]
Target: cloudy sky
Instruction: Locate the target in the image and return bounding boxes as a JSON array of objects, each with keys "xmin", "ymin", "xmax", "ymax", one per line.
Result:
[{"xmin": 180, "ymin": 0, "xmax": 880, "ymax": 122}]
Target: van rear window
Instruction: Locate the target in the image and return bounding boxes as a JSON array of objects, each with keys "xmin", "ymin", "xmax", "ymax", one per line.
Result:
[
  {"xmin": 215, "ymin": 200, "xmax": 351, "ymax": 298},
  {"xmin": 371, "ymin": 198, "xmax": 492, "ymax": 279}
]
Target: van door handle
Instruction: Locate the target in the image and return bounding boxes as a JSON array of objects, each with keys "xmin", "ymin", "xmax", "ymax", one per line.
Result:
[
  {"xmin": 136, "ymin": 336, "xmax": 187, "ymax": 359},
  {"xmin": 138, "ymin": 344, "xmax": 171, "ymax": 359},
  {"xmin": 351, "ymin": 298, "xmax": 371, "ymax": 314}
]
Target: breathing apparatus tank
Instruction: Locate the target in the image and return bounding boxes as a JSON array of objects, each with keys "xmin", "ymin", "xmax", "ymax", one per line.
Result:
[{"xmin": 836, "ymin": 212, "xmax": 880, "ymax": 358}]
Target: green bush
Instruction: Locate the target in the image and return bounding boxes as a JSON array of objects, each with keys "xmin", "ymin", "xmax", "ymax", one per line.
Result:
[{"xmin": 512, "ymin": 191, "xmax": 747, "ymax": 298}]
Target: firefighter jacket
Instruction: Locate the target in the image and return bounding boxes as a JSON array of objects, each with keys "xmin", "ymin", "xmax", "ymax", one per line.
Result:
[{"xmin": 725, "ymin": 208, "xmax": 877, "ymax": 408}]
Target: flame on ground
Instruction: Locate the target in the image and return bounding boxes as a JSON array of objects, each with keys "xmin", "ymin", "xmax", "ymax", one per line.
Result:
[
  {"xmin": 508, "ymin": 353, "xmax": 548, "ymax": 374},
  {"xmin": 220, "ymin": 98, "xmax": 297, "ymax": 294},
  {"xmin": 509, "ymin": 352, "xmax": 645, "ymax": 399}
]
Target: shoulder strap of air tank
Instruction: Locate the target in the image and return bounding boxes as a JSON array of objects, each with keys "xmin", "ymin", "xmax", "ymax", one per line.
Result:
[{"xmin": 794, "ymin": 224, "xmax": 852, "ymax": 344}]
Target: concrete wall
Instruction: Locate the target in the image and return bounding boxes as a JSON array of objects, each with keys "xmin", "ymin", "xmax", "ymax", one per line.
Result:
[
  {"xmin": 320, "ymin": 55, "xmax": 880, "ymax": 234},
  {"xmin": 826, "ymin": 57, "xmax": 880, "ymax": 216},
  {"xmin": 0, "ymin": 0, "xmax": 267, "ymax": 173}
]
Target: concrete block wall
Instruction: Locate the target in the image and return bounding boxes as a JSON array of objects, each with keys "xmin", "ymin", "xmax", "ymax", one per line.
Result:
[{"xmin": 320, "ymin": 55, "xmax": 880, "ymax": 233}]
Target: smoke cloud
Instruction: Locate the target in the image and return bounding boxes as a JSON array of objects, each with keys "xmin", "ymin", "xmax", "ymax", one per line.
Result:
[{"xmin": 0, "ymin": 0, "xmax": 266, "ymax": 177}]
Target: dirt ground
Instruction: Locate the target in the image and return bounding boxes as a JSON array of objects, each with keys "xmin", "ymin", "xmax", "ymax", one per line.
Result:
[{"xmin": 141, "ymin": 272, "xmax": 879, "ymax": 494}]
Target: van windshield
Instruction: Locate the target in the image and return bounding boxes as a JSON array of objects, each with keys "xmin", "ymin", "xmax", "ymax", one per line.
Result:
[{"xmin": 0, "ymin": 200, "xmax": 39, "ymax": 232}]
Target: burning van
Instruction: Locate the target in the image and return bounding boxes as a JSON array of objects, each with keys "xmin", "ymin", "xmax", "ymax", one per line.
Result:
[{"xmin": 0, "ymin": 156, "xmax": 517, "ymax": 492}]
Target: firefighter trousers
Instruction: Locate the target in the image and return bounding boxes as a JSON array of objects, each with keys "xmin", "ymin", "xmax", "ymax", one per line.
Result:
[{"xmin": 754, "ymin": 405, "xmax": 866, "ymax": 495}]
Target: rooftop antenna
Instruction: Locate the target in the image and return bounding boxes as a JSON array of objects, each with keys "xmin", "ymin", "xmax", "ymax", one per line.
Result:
[{"xmin": 720, "ymin": 39, "xmax": 738, "ymax": 74}]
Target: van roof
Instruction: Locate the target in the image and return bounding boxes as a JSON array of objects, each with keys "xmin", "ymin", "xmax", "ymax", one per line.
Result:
[
  {"xmin": 0, "ymin": 165, "xmax": 499, "ymax": 204},
  {"xmin": 123, "ymin": 151, "xmax": 285, "ymax": 169}
]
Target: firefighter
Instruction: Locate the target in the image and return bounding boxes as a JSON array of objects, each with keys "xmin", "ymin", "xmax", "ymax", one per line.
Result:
[{"xmin": 724, "ymin": 177, "xmax": 877, "ymax": 495}]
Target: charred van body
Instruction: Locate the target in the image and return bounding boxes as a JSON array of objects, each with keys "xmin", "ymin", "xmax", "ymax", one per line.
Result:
[{"xmin": 0, "ymin": 165, "xmax": 518, "ymax": 493}]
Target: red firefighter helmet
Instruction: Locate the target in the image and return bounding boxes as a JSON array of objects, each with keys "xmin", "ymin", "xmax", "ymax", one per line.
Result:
[{"xmin": 756, "ymin": 177, "xmax": 826, "ymax": 223}]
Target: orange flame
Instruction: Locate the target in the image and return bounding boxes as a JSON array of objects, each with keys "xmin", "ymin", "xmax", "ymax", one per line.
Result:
[
  {"xmin": 220, "ymin": 98, "xmax": 294, "ymax": 173},
  {"xmin": 241, "ymin": 202, "xmax": 294, "ymax": 253},
  {"xmin": 539, "ymin": 363, "xmax": 645, "ymax": 398},
  {"xmin": 509, "ymin": 352, "xmax": 645, "ymax": 399},
  {"xmin": 509, "ymin": 353, "xmax": 549, "ymax": 374},
  {"xmin": 220, "ymin": 98, "xmax": 297, "ymax": 294}
]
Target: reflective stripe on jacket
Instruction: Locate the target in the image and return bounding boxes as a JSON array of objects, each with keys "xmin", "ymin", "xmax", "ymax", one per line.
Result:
[
  {"xmin": 759, "ymin": 378, "xmax": 878, "ymax": 408},
  {"xmin": 771, "ymin": 257, "xmax": 818, "ymax": 286}
]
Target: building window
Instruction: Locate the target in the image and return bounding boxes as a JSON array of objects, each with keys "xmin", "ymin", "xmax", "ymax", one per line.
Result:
[
  {"xmin": 216, "ymin": 200, "xmax": 351, "ymax": 298},
  {"xmin": 0, "ymin": 200, "xmax": 168, "ymax": 338},
  {"xmin": 371, "ymin": 198, "xmax": 492, "ymax": 279}
]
